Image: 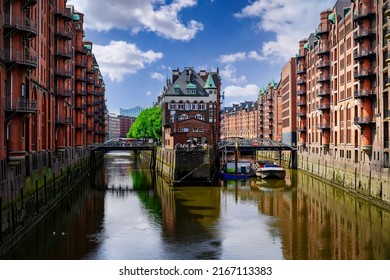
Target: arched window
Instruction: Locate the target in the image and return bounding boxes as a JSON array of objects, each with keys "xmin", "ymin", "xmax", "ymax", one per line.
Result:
[
  {"xmin": 170, "ymin": 101, "xmax": 176, "ymax": 110},
  {"xmin": 178, "ymin": 100, "xmax": 184, "ymax": 110},
  {"xmin": 192, "ymin": 101, "xmax": 198, "ymax": 110},
  {"xmin": 199, "ymin": 101, "xmax": 205, "ymax": 110},
  {"xmin": 185, "ymin": 101, "xmax": 191, "ymax": 110}
]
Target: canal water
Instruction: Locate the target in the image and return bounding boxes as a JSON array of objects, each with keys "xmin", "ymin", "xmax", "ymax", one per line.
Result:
[{"xmin": 4, "ymin": 151, "xmax": 390, "ymax": 259}]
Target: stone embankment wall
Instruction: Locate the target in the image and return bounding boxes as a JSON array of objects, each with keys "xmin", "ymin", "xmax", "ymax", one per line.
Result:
[
  {"xmin": 256, "ymin": 150, "xmax": 390, "ymax": 207},
  {"xmin": 0, "ymin": 151, "xmax": 103, "ymax": 257},
  {"xmin": 148, "ymin": 147, "xmax": 219, "ymax": 186},
  {"xmin": 298, "ymin": 153, "xmax": 390, "ymax": 206}
]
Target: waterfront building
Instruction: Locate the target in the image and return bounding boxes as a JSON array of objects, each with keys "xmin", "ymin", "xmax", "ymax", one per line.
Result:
[
  {"xmin": 280, "ymin": 58, "xmax": 297, "ymax": 147},
  {"xmin": 0, "ymin": 1, "xmax": 107, "ymax": 195},
  {"xmin": 296, "ymin": 0, "xmax": 389, "ymax": 169},
  {"xmin": 220, "ymin": 101, "xmax": 259, "ymax": 139},
  {"xmin": 120, "ymin": 106, "xmax": 144, "ymax": 118},
  {"xmin": 160, "ymin": 67, "xmax": 221, "ymax": 149}
]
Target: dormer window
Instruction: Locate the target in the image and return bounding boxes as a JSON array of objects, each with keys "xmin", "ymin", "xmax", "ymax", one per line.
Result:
[
  {"xmin": 186, "ymin": 83, "xmax": 197, "ymax": 94},
  {"xmin": 174, "ymin": 85, "xmax": 181, "ymax": 94}
]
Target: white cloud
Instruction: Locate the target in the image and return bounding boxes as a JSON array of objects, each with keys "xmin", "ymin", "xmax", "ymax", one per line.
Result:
[
  {"xmin": 223, "ymin": 84, "xmax": 260, "ymax": 99},
  {"xmin": 67, "ymin": 0, "xmax": 203, "ymax": 41},
  {"xmin": 234, "ymin": 0, "xmax": 335, "ymax": 61},
  {"xmin": 218, "ymin": 52, "xmax": 247, "ymax": 64},
  {"xmin": 146, "ymin": 91, "xmax": 152, "ymax": 96},
  {"xmin": 151, "ymin": 72, "xmax": 165, "ymax": 81},
  {"xmin": 220, "ymin": 65, "xmax": 246, "ymax": 84},
  {"xmin": 93, "ymin": 41, "xmax": 163, "ymax": 82}
]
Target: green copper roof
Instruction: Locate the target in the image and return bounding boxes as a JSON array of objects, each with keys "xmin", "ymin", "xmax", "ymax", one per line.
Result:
[
  {"xmin": 328, "ymin": 13, "xmax": 335, "ymax": 24},
  {"xmin": 270, "ymin": 80, "xmax": 276, "ymax": 88},
  {"xmin": 174, "ymin": 84, "xmax": 181, "ymax": 88},
  {"xmin": 204, "ymin": 73, "xmax": 216, "ymax": 89},
  {"xmin": 73, "ymin": 14, "xmax": 80, "ymax": 21},
  {"xmin": 186, "ymin": 83, "xmax": 196, "ymax": 89},
  {"xmin": 84, "ymin": 45, "xmax": 92, "ymax": 50},
  {"xmin": 304, "ymin": 42, "xmax": 310, "ymax": 50}
]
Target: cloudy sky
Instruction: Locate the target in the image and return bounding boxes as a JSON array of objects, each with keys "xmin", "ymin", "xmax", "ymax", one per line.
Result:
[{"xmin": 67, "ymin": 0, "xmax": 335, "ymax": 114}]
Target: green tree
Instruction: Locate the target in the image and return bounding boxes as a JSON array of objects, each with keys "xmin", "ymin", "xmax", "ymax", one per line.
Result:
[{"xmin": 127, "ymin": 105, "xmax": 162, "ymax": 141}]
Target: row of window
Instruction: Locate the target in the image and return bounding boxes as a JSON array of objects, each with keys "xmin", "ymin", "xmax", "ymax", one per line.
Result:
[{"xmin": 169, "ymin": 101, "xmax": 215, "ymax": 111}]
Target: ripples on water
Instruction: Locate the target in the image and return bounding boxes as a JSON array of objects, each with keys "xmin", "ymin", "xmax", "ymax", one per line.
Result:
[{"xmin": 5, "ymin": 153, "xmax": 390, "ymax": 260}]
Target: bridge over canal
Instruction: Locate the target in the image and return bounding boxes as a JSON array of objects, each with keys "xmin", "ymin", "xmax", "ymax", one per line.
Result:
[{"xmin": 218, "ymin": 138, "xmax": 297, "ymax": 169}]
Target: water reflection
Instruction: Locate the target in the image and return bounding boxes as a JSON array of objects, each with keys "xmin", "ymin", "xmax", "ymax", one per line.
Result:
[{"xmin": 4, "ymin": 153, "xmax": 390, "ymax": 260}]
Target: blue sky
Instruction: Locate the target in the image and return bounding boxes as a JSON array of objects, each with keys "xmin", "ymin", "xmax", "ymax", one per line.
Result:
[{"xmin": 67, "ymin": 0, "xmax": 335, "ymax": 114}]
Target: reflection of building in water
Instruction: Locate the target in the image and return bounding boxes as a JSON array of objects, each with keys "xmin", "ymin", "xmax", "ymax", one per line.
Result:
[
  {"xmin": 257, "ymin": 171, "xmax": 390, "ymax": 259},
  {"xmin": 156, "ymin": 176, "xmax": 222, "ymax": 259}
]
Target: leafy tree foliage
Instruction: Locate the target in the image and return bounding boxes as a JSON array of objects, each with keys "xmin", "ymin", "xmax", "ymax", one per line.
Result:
[{"xmin": 127, "ymin": 106, "xmax": 162, "ymax": 141}]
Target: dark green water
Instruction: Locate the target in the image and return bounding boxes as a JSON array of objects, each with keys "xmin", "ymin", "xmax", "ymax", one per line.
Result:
[{"xmin": 5, "ymin": 151, "xmax": 390, "ymax": 259}]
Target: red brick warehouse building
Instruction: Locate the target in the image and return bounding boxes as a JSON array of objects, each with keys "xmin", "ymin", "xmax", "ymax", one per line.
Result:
[{"xmin": 0, "ymin": 0, "xmax": 107, "ymax": 197}]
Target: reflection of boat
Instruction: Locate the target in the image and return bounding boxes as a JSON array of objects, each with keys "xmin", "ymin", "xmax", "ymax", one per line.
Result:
[
  {"xmin": 256, "ymin": 178, "xmax": 286, "ymax": 191},
  {"xmin": 253, "ymin": 160, "xmax": 286, "ymax": 179},
  {"xmin": 220, "ymin": 160, "xmax": 255, "ymax": 180}
]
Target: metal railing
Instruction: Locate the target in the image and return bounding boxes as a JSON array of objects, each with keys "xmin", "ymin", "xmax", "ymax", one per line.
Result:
[{"xmin": 5, "ymin": 98, "xmax": 37, "ymax": 112}]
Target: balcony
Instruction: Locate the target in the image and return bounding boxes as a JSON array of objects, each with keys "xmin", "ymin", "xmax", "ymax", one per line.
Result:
[
  {"xmin": 353, "ymin": 48, "xmax": 375, "ymax": 61},
  {"xmin": 55, "ymin": 116, "xmax": 73, "ymax": 125},
  {"xmin": 316, "ymin": 122, "xmax": 331, "ymax": 129},
  {"xmin": 76, "ymin": 88, "xmax": 87, "ymax": 96},
  {"xmin": 76, "ymin": 73, "xmax": 87, "ymax": 82},
  {"xmin": 55, "ymin": 87, "xmax": 72, "ymax": 98},
  {"xmin": 75, "ymin": 45, "xmax": 88, "ymax": 54},
  {"xmin": 75, "ymin": 59, "xmax": 87, "ymax": 68},
  {"xmin": 316, "ymin": 44, "xmax": 330, "ymax": 55},
  {"xmin": 297, "ymin": 111, "xmax": 306, "ymax": 117},
  {"xmin": 297, "ymin": 67, "xmax": 306, "ymax": 74},
  {"xmin": 317, "ymin": 89, "xmax": 330, "ymax": 97},
  {"xmin": 297, "ymin": 101, "xmax": 306, "ymax": 107},
  {"xmin": 5, "ymin": 98, "xmax": 37, "ymax": 113},
  {"xmin": 354, "ymin": 28, "xmax": 376, "ymax": 41},
  {"xmin": 354, "ymin": 116, "xmax": 374, "ymax": 125},
  {"xmin": 316, "ymin": 60, "xmax": 330, "ymax": 69},
  {"xmin": 55, "ymin": 7, "xmax": 72, "ymax": 21},
  {"xmin": 354, "ymin": 67, "xmax": 376, "ymax": 80},
  {"xmin": 55, "ymin": 69, "xmax": 73, "ymax": 78},
  {"xmin": 316, "ymin": 24, "xmax": 329, "ymax": 36},
  {"xmin": 3, "ymin": 15, "xmax": 38, "ymax": 38},
  {"xmin": 55, "ymin": 47, "xmax": 72, "ymax": 59},
  {"xmin": 317, "ymin": 74, "xmax": 330, "ymax": 83},
  {"xmin": 353, "ymin": 7, "xmax": 375, "ymax": 22},
  {"xmin": 354, "ymin": 89, "xmax": 376, "ymax": 99},
  {"xmin": 297, "ymin": 78, "xmax": 307, "ymax": 85},
  {"xmin": 316, "ymin": 102, "xmax": 331, "ymax": 110},
  {"xmin": 297, "ymin": 127, "xmax": 307, "ymax": 132},
  {"xmin": 3, "ymin": 50, "xmax": 37, "ymax": 68},
  {"xmin": 297, "ymin": 89, "xmax": 306, "ymax": 96},
  {"xmin": 55, "ymin": 26, "xmax": 73, "ymax": 40},
  {"xmin": 296, "ymin": 52, "xmax": 305, "ymax": 59}
]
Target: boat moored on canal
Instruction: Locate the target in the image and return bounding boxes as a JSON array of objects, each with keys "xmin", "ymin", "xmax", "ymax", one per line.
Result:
[
  {"xmin": 253, "ymin": 160, "xmax": 286, "ymax": 180},
  {"xmin": 220, "ymin": 160, "xmax": 255, "ymax": 180}
]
